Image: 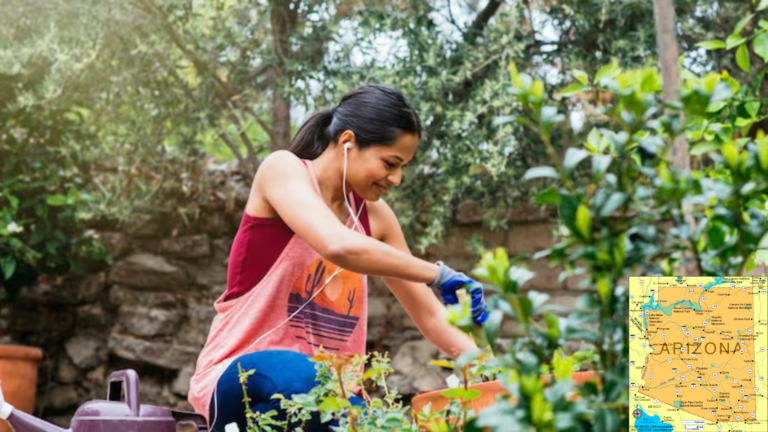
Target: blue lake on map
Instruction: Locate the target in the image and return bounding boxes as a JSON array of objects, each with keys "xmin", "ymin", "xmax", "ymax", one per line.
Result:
[{"xmin": 634, "ymin": 406, "xmax": 673, "ymax": 432}]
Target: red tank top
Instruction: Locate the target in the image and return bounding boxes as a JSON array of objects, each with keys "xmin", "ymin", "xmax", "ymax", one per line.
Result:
[{"xmin": 223, "ymin": 163, "xmax": 371, "ymax": 302}]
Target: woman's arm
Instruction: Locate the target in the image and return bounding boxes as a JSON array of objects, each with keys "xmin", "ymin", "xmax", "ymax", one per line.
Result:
[
  {"xmin": 367, "ymin": 198, "xmax": 477, "ymax": 359},
  {"xmin": 256, "ymin": 150, "xmax": 440, "ymax": 283}
]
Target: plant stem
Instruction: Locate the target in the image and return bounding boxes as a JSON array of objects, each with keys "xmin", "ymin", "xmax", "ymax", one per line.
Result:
[{"xmin": 335, "ymin": 363, "xmax": 359, "ymax": 432}]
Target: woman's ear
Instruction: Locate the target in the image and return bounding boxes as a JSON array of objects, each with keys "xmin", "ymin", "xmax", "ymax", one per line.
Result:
[{"xmin": 338, "ymin": 130, "xmax": 357, "ymax": 151}]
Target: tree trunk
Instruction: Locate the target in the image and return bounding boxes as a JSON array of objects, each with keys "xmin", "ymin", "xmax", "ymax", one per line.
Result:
[
  {"xmin": 269, "ymin": 0, "xmax": 295, "ymax": 150},
  {"xmin": 271, "ymin": 90, "xmax": 291, "ymax": 150},
  {"xmin": 653, "ymin": 0, "xmax": 699, "ymax": 275},
  {"xmin": 652, "ymin": 0, "xmax": 689, "ymax": 172}
]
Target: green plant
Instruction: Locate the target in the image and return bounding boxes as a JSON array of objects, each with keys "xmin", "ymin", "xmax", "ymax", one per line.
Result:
[
  {"xmin": 465, "ymin": 20, "xmax": 768, "ymax": 430},
  {"xmin": 0, "ymin": 71, "xmax": 109, "ymax": 300},
  {"xmin": 237, "ymin": 350, "xmax": 420, "ymax": 432}
]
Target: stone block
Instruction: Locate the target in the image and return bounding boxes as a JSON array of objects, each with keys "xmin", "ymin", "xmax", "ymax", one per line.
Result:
[
  {"xmin": 97, "ymin": 231, "xmax": 132, "ymax": 259},
  {"xmin": 108, "ymin": 333, "xmax": 198, "ymax": 370},
  {"xmin": 108, "ymin": 253, "xmax": 188, "ymax": 290},
  {"xmin": 16, "ymin": 273, "xmax": 106, "ymax": 306},
  {"xmin": 520, "ymin": 259, "xmax": 563, "ymax": 291},
  {"xmin": 55, "ymin": 355, "xmax": 84, "ymax": 384},
  {"xmin": 175, "ymin": 302, "xmax": 217, "ymax": 348},
  {"xmin": 171, "ymin": 366, "xmax": 194, "ymax": 397},
  {"xmin": 156, "ymin": 234, "xmax": 212, "ymax": 258},
  {"xmin": 117, "ymin": 305, "xmax": 184, "ymax": 337},
  {"xmin": 65, "ymin": 334, "xmax": 107, "ymax": 369},
  {"xmin": 507, "ymin": 223, "xmax": 556, "ymax": 255},
  {"xmin": 76, "ymin": 303, "xmax": 108, "ymax": 328},
  {"xmin": 109, "ymin": 286, "xmax": 179, "ymax": 307},
  {"xmin": 385, "ymin": 339, "xmax": 452, "ymax": 396},
  {"xmin": 44, "ymin": 385, "xmax": 81, "ymax": 411}
]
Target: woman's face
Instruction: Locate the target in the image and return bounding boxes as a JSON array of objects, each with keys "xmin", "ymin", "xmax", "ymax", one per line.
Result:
[{"xmin": 346, "ymin": 132, "xmax": 419, "ymax": 201}]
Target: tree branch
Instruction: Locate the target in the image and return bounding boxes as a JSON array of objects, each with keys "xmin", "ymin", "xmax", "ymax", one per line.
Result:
[
  {"xmin": 465, "ymin": 0, "xmax": 503, "ymax": 42},
  {"xmin": 446, "ymin": 0, "xmax": 465, "ymax": 36}
]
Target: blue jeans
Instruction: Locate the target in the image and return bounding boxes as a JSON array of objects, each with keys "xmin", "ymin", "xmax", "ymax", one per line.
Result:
[{"xmin": 208, "ymin": 350, "xmax": 363, "ymax": 432}]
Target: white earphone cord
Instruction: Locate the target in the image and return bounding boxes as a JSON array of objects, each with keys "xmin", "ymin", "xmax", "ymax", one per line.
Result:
[{"xmin": 210, "ymin": 144, "xmax": 362, "ymax": 430}]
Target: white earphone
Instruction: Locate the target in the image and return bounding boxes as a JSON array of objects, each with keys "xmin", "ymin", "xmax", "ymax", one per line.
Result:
[{"xmin": 210, "ymin": 140, "xmax": 365, "ymax": 430}]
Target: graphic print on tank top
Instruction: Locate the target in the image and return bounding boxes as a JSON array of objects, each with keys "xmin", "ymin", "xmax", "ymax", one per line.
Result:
[{"xmin": 287, "ymin": 257, "xmax": 364, "ymax": 351}]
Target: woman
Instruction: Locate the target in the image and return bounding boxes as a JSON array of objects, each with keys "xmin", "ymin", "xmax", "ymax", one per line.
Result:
[{"xmin": 189, "ymin": 84, "xmax": 489, "ymax": 431}]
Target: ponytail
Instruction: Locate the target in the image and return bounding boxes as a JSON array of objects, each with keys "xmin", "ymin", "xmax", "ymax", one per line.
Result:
[
  {"xmin": 289, "ymin": 85, "xmax": 422, "ymax": 160},
  {"xmin": 288, "ymin": 108, "xmax": 334, "ymax": 160}
]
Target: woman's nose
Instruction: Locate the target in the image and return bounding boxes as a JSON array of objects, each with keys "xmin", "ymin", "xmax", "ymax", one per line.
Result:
[{"xmin": 387, "ymin": 170, "xmax": 402, "ymax": 186}]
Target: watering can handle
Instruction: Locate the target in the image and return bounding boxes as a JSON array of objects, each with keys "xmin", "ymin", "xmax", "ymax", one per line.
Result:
[
  {"xmin": 107, "ymin": 369, "xmax": 141, "ymax": 417},
  {"xmin": 172, "ymin": 411, "xmax": 209, "ymax": 431}
]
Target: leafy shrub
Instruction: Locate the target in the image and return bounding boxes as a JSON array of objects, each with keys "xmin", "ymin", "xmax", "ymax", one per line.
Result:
[{"xmin": 0, "ymin": 71, "xmax": 108, "ymax": 300}]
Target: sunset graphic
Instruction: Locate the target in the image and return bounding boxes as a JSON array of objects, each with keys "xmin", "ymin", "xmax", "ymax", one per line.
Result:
[{"xmin": 287, "ymin": 258, "xmax": 364, "ymax": 351}]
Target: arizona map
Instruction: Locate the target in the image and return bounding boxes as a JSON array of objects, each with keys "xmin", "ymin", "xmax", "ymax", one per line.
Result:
[{"xmin": 629, "ymin": 276, "xmax": 767, "ymax": 431}]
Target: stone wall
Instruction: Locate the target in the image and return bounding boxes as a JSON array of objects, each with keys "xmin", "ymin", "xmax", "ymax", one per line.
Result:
[{"xmin": 7, "ymin": 194, "xmax": 760, "ymax": 427}]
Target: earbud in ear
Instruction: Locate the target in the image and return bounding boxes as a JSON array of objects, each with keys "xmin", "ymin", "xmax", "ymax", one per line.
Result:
[{"xmin": 344, "ymin": 142, "xmax": 353, "ymax": 150}]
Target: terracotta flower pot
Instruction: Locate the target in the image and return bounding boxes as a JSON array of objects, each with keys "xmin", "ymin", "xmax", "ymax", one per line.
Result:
[
  {"xmin": 0, "ymin": 345, "xmax": 44, "ymax": 432},
  {"xmin": 411, "ymin": 371, "xmax": 599, "ymax": 428}
]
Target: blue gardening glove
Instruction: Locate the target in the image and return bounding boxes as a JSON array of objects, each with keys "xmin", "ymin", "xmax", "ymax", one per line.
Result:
[{"xmin": 428, "ymin": 261, "xmax": 489, "ymax": 325}]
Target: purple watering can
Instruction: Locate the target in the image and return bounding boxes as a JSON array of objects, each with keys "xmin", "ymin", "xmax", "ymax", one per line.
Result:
[{"xmin": 0, "ymin": 369, "xmax": 208, "ymax": 432}]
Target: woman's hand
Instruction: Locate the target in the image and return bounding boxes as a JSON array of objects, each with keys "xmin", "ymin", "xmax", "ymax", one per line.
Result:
[{"xmin": 428, "ymin": 262, "xmax": 489, "ymax": 325}]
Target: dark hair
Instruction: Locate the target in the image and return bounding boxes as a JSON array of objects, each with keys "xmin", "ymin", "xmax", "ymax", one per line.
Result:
[{"xmin": 288, "ymin": 84, "xmax": 422, "ymax": 160}]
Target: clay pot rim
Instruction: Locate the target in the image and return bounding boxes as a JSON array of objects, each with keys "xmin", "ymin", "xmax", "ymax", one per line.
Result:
[{"xmin": 0, "ymin": 344, "xmax": 43, "ymax": 361}]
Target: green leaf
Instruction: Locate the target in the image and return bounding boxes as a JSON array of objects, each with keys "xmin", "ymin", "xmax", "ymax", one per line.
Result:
[
  {"xmin": 707, "ymin": 224, "xmax": 725, "ymax": 249},
  {"xmin": 591, "ymin": 154, "xmax": 612, "ymax": 177},
  {"xmin": 522, "ymin": 166, "xmax": 559, "ymax": 181},
  {"xmin": 722, "ymin": 141, "xmax": 739, "ymax": 169},
  {"xmin": 690, "ymin": 141, "xmax": 720, "ymax": 156},
  {"xmin": 572, "ymin": 69, "xmax": 588, "ymax": 84},
  {"xmin": 317, "ymin": 397, "xmax": 341, "ymax": 412},
  {"xmin": 757, "ymin": 138, "xmax": 768, "ymax": 170},
  {"xmin": 0, "ymin": 256, "xmax": 16, "ymax": 280},
  {"xmin": 733, "ymin": 14, "xmax": 754, "ymax": 35},
  {"xmin": 575, "ymin": 205, "xmax": 592, "ymax": 240},
  {"xmin": 441, "ymin": 387, "xmax": 482, "ymax": 401},
  {"xmin": 598, "ymin": 192, "xmax": 628, "ymax": 217},
  {"xmin": 760, "ymin": 19, "xmax": 768, "ymax": 30},
  {"xmin": 736, "ymin": 44, "xmax": 751, "ymax": 73},
  {"xmin": 759, "ymin": 0, "xmax": 768, "ymax": 11},
  {"xmin": 540, "ymin": 106, "xmax": 564, "ymax": 126},
  {"xmin": 753, "ymin": 33, "xmax": 768, "ymax": 63},
  {"xmin": 735, "ymin": 117, "xmax": 755, "ymax": 127},
  {"xmin": 533, "ymin": 186, "xmax": 561, "ymax": 205},
  {"xmin": 726, "ymin": 34, "xmax": 747, "ymax": 49},
  {"xmin": 594, "ymin": 60, "xmax": 621, "ymax": 85},
  {"xmin": 559, "ymin": 193, "xmax": 580, "ymax": 236},
  {"xmin": 557, "ymin": 83, "xmax": 591, "ymax": 98},
  {"xmin": 563, "ymin": 148, "xmax": 590, "ymax": 175},
  {"xmin": 745, "ymin": 101, "xmax": 761, "ymax": 118},
  {"xmin": 46, "ymin": 195, "xmax": 68, "ymax": 206},
  {"xmin": 552, "ymin": 350, "xmax": 574, "ymax": 381},
  {"xmin": 483, "ymin": 310, "xmax": 503, "ymax": 350},
  {"xmin": 696, "ymin": 40, "xmax": 726, "ymax": 50}
]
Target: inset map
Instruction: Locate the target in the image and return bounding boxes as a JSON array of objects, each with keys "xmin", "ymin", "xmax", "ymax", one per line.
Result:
[{"xmin": 629, "ymin": 277, "xmax": 767, "ymax": 432}]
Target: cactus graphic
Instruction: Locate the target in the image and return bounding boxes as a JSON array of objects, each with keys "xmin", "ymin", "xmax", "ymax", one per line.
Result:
[
  {"xmin": 346, "ymin": 287, "xmax": 356, "ymax": 315},
  {"xmin": 304, "ymin": 260, "xmax": 326, "ymax": 299}
]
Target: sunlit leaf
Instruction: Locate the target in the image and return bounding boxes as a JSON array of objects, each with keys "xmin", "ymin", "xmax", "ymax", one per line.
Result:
[
  {"xmin": 736, "ymin": 44, "xmax": 751, "ymax": 73},
  {"xmin": 575, "ymin": 205, "xmax": 592, "ymax": 240},
  {"xmin": 726, "ymin": 34, "xmax": 747, "ymax": 49},
  {"xmin": 522, "ymin": 166, "xmax": 559, "ymax": 181},
  {"xmin": 733, "ymin": 14, "xmax": 754, "ymax": 35},
  {"xmin": 46, "ymin": 195, "xmax": 68, "ymax": 206},
  {"xmin": 696, "ymin": 40, "xmax": 726, "ymax": 50},
  {"xmin": 753, "ymin": 33, "xmax": 768, "ymax": 62},
  {"xmin": 572, "ymin": 69, "xmax": 589, "ymax": 84}
]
